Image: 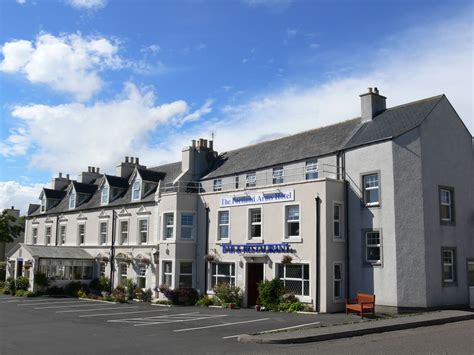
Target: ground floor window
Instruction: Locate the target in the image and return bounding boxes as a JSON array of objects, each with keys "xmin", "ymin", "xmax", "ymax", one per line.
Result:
[
  {"xmin": 211, "ymin": 262, "xmax": 236, "ymax": 288},
  {"xmin": 179, "ymin": 262, "xmax": 193, "ymax": 288},
  {"xmin": 277, "ymin": 264, "xmax": 310, "ymax": 297},
  {"xmin": 137, "ymin": 265, "xmax": 146, "ymax": 289},
  {"xmin": 119, "ymin": 263, "xmax": 128, "ymax": 284},
  {"xmin": 334, "ymin": 263, "xmax": 343, "ymax": 300},
  {"xmin": 38, "ymin": 259, "xmax": 93, "ymax": 280},
  {"xmin": 442, "ymin": 248, "xmax": 456, "ymax": 284},
  {"xmin": 162, "ymin": 261, "xmax": 173, "ymax": 287}
]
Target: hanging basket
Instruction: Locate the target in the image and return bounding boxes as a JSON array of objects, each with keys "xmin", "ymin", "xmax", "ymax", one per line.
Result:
[{"xmin": 281, "ymin": 255, "xmax": 293, "ymax": 265}]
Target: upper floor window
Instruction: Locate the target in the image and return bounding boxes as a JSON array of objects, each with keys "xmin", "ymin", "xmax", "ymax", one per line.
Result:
[
  {"xmin": 365, "ymin": 230, "xmax": 382, "ymax": 265},
  {"xmin": 32, "ymin": 227, "xmax": 38, "ymax": 244},
  {"xmin": 45, "ymin": 226, "xmax": 52, "ymax": 245},
  {"xmin": 213, "ymin": 179, "xmax": 223, "ymax": 192},
  {"xmin": 69, "ymin": 191, "xmax": 76, "ymax": 209},
  {"xmin": 40, "ymin": 196, "xmax": 46, "ymax": 213},
  {"xmin": 246, "ymin": 172, "xmax": 256, "ymax": 188},
  {"xmin": 333, "ymin": 204, "xmax": 342, "ymax": 239},
  {"xmin": 234, "ymin": 175, "xmax": 239, "ymax": 189},
  {"xmin": 101, "ymin": 186, "xmax": 109, "ymax": 205},
  {"xmin": 119, "ymin": 220, "xmax": 128, "ymax": 245},
  {"xmin": 285, "ymin": 205, "xmax": 300, "ymax": 238},
  {"xmin": 272, "ymin": 166, "xmax": 284, "ymax": 184},
  {"xmin": 181, "ymin": 213, "xmax": 195, "ymax": 240},
  {"xmin": 132, "ymin": 180, "xmax": 141, "ymax": 201},
  {"xmin": 249, "ymin": 208, "xmax": 262, "ymax": 239},
  {"xmin": 163, "ymin": 213, "xmax": 174, "ymax": 239},
  {"xmin": 138, "ymin": 219, "xmax": 148, "ymax": 244},
  {"xmin": 305, "ymin": 160, "xmax": 319, "ymax": 180},
  {"xmin": 218, "ymin": 210, "xmax": 230, "ymax": 240},
  {"xmin": 59, "ymin": 225, "xmax": 67, "ymax": 245},
  {"xmin": 442, "ymin": 248, "xmax": 456, "ymax": 284},
  {"xmin": 439, "ymin": 187, "xmax": 455, "ymax": 225},
  {"xmin": 77, "ymin": 224, "xmax": 85, "ymax": 245},
  {"xmin": 363, "ymin": 173, "xmax": 380, "ymax": 206},
  {"xmin": 99, "ymin": 222, "xmax": 107, "ymax": 245}
]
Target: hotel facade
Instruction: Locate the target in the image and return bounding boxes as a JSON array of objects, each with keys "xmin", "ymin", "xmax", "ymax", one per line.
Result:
[{"xmin": 7, "ymin": 89, "xmax": 474, "ymax": 312}]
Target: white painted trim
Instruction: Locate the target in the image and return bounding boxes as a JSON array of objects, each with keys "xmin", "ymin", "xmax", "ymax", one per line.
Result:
[
  {"xmin": 216, "ymin": 208, "xmax": 231, "ymax": 243},
  {"xmin": 246, "ymin": 205, "xmax": 264, "ymax": 242}
]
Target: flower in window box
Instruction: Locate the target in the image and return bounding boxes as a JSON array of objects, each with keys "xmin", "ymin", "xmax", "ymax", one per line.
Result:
[
  {"xmin": 115, "ymin": 252, "xmax": 132, "ymax": 265},
  {"xmin": 281, "ymin": 255, "xmax": 293, "ymax": 265}
]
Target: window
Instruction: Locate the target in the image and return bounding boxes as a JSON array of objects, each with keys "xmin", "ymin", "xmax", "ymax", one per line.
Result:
[
  {"xmin": 45, "ymin": 226, "xmax": 52, "ymax": 245},
  {"xmin": 162, "ymin": 261, "xmax": 173, "ymax": 287},
  {"xmin": 365, "ymin": 231, "xmax": 382, "ymax": 265},
  {"xmin": 439, "ymin": 187, "xmax": 455, "ymax": 224},
  {"xmin": 99, "ymin": 262, "xmax": 106, "ymax": 277},
  {"xmin": 59, "ymin": 225, "xmax": 67, "ymax": 245},
  {"xmin": 363, "ymin": 173, "xmax": 380, "ymax": 206},
  {"xmin": 40, "ymin": 196, "xmax": 46, "ymax": 213},
  {"xmin": 137, "ymin": 265, "xmax": 146, "ymax": 289},
  {"xmin": 235, "ymin": 175, "xmax": 239, "ymax": 189},
  {"xmin": 163, "ymin": 213, "xmax": 174, "ymax": 239},
  {"xmin": 218, "ymin": 211, "xmax": 229, "ymax": 240},
  {"xmin": 442, "ymin": 249, "xmax": 456, "ymax": 284},
  {"xmin": 213, "ymin": 179, "xmax": 223, "ymax": 192},
  {"xmin": 246, "ymin": 172, "xmax": 256, "ymax": 187},
  {"xmin": 99, "ymin": 222, "xmax": 107, "ymax": 245},
  {"xmin": 119, "ymin": 220, "xmax": 128, "ymax": 245},
  {"xmin": 32, "ymin": 227, "xmax": 38, "ymax": 244},
  {"xmin": 180, "ymin": 213, "xmax": 195, "ymax": 240},
  {"xmin": 272, "ymin": 166, "xmax": 284, "ymax": 184},
  {"xmin": 119, "ymin": 264, "xmax": 128, "ymax": 284},
  {"xmin": 333, "ymin": 204, "xmax": 341, "ymax": 239},
  {"xmin": 249, "ymin": 208, "xmax": 262, "ymax": 239},
  {"xmin": 305, "ymin": 160, "xmax": 319, "ymax": 180},
  {"xmin": 78, "ymin": 224, "xmax": 85, "ymax": 245},
  {"xmin": 132, "ymin": 180, "xmax": 141, "ymax": 201},
  {"xmin": 101, "ymin": 186, "xmax": 109, "ymax": 205},
  {"xmin": 285, "ymin": 205, "xmax": 300, "ymax": 238},
  {"xmin": 69, "ymin": 191, "xmax": 76, "ymax": 209},
  {"xmin": 38, "ymin": 259, "xmax": 93, "ymax": 281},
  {"xmin": 277, "ymin": 264, "xmax": 310, "ymax": 296},
  {"xmin": 138, "ymin": 219, "xmax": 148, "ymax": 244},
  {"xmin": 210, "ymin": 262, "xmax": 235, "ymax": 288},
  {"xmin": 334, "ymin": 263, "xmax": 343, "ymax": 299},
  {"xmin": 179, "ymin": 262, "xmax": 193, "ymax": 288}
]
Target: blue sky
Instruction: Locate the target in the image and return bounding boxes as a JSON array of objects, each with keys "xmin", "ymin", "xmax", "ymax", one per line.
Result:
[{"xmin": 0, "ymin": 0, "xmax": 472, "ymax": 214}]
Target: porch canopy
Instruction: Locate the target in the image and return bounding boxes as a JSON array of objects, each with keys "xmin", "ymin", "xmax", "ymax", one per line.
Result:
[{"xmin": 20, "ymin": 244, "xmax": 95, "ymax": 260}]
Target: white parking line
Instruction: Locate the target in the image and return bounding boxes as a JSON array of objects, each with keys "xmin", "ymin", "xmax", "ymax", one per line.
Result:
[
  {"xmin": 222, "ymin": 321, "xmax": 322, "ymax": 339},
  {"xmin": 35, "ymin": 303, "xmax": 114, "ymax": 309},
  {"xmin": 174, "ymin": 318, "xmax": 271, "ymax": 332},
  {"xmin": 57, "ymin": 306, "xmax": 139, "ymax": 313},
  {"xmin": 0, "ymin": 300, "xmax": 21, "ymax": 304},
  {"xmin": 108, "ymin": 311, "xmax": 201, "ymax": 323},
  {"xmin": 133, "ymin": 315, "xmax": 228, "ymax": 327},
  {"xmin": 79, "ymin": 308, "xmax": 170, "ymax": 318},
  {"xmin": 18, "ymin": 300, "xmax": 89, "ymax": 306}
]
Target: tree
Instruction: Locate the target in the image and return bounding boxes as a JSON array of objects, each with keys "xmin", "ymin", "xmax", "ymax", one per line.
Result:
[{"xmin": 0, "ymin": 209, "xmax": 24, "ymax": 243}]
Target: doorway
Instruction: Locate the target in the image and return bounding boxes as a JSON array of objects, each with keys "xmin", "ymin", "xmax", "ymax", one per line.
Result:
[
  {"xmin": 247, "ymin": 263, "xmax": 264, "ymax": 306},
  {"xmin": 468, "ymin": 261, "xmax": 474, "ymax": 309},
  {"xmin": 16, "ymin": 260, "xmax": 23, "ymax": 278}
]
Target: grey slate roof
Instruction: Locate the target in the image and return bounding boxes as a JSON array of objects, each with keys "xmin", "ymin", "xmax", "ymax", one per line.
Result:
[
  {"xmin": 43, "ymin": 188, "xmax": 67, "ymax": 199},
  {"xmin": 149, "ymin": 161, "xmax": 182, "ymax": 184},
  {"xmin": 21, "ymin": 243, "xmax": 94, "ymax": 259},
  {"xmin": 104, "ymin": 174, "xmax": 129, "ymax": 188},
  {"xmin": 28, "ymin": 204, "xmax": 40, "ymax": 216},
  {"xmin": 137, "ymin": 168, "xmax": 165, "ymax": 182},
  {"xmin": 72, "ymin": 181, "xmax": 98, "ymax": 194}
]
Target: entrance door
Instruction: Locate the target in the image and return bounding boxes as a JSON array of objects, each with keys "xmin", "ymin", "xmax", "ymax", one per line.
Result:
[
  {"xmin": 468, "ymin": 261, "xmax": 474, "ymax": 309},
  {"xmin": 247, "ymin": 263, "xmax": 264, "ymax": 306},
  {"xmin": 16, "ymin": 260, "xmax": 23, "ymax": 278}
]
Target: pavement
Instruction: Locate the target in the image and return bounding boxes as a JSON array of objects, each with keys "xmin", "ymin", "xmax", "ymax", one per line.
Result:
[{"xmin": 239, "ymin": 309, "xmax": 474, "ymax": 344}]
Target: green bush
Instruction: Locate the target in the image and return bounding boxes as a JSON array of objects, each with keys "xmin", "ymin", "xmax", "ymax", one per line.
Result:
[
  {"xmin": 34, "ymin": 272, "xmax": 49, "ymax": 290},
  {"xmin": 77, "ymin": 289, "xmax": 87, "ymax": 298},
  {"xmin": 6, "ymin": 277, "xmax": 16, "ymax": 293},
  {"xmin": 89, "ymin": 278, "xmax": 100, "ymax": 291},
  {"xmin": 121, "ymin": 278, "xmax": 135, "ymax": 300},
  {"xmin": 15, "ymin": 289, "xmax": 27, "ymax": 297},
  {"xmin": 112, "ymin": 285, "xmax": 127, "ymax": 303},
  {"xmin": 257, "ymin": 279, "xmax": 285, "ymax": 311},
  {"xmin": 46, "ymin": 286, "xmax": 64, "ymax": 295},
  {"xmin": 159, "ymin": 285, "xmax": 199, "ymax": 306},
  {"xmin": 103, "ymin": 295, "xmax": 115, "ymax": 302},
  {"xmin": 99, "ymin": 276, "xmax": 110, "ymax": 292},
  {"xmin": 25, "ymin": 291, "xmax": 37, "ymax": 297},
  {"xmin": 287, "ymin": 301, "xmax": 305, "ymax": 313},
  {"xmin": 213, "ymin": 283, "xmax": 243, "ymax": 307},
  {"xmin": 0, "ymin": 280, "xmax": 5, "ymax": 289},
  {"xmin": 16, "ymin": 276, "xmax": 30, "ymax": 291},
  {"xmin": 196, "ymin": 294, "xmax": 214, "ymax": 307},
  {"xmin": 155, "ymin": 299, "xmax": 172, "ymax": 305},
  {"xmin": 2, "ymin": 288, "xmax": 11, "ymax": 295},
  {"xmin": 141, "ymin": 289, "xmax": 153, "ymax": 302}
]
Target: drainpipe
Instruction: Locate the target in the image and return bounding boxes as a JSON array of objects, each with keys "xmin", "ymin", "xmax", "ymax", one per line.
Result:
[
  {"xmin": 315, "ymin": 196, "xmax": 321, "ymax": 313},
  {"xmin": 109, "ymin": 209, "xmax": 117, "ymax": 291},
  {"xmin": 343, "ymin": 152, "xmax": 350, "ymax": 301},
  {"xmin": 55, "ymin": 215, "xmax": 59, "ymax": 246},
  {"xmin": 203, "ymin": 205, "xmax": 210, "ymax": 293}
]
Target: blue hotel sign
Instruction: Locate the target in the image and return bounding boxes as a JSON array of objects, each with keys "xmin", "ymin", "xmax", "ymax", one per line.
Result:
[
  {"xmin": 222, "ymin": 243, "xmax": 290, "ymax": 254},
  {"xmin": 220, "ymin": 190, "xmax": 294, "ymax": 207}
]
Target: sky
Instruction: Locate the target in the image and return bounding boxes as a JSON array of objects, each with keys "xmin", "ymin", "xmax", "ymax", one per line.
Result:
[{"xmin": 0, "ymin": 0, "xmax": 473, "ymax": 215}]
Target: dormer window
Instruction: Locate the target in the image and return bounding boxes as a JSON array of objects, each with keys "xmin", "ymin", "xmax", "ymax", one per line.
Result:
[
  {"xmin": 101, "ymin": 186, "xmax": 110, "ymax": 205},
  {"xmin": 40, "ymin": 196, "xmax": 46, "ymax": 213},
  {"xmin": 69, "ymin": 191, "xmax": 76, "ymax": 209},
  {"xmin": 132, "ymin": 180, "xmax": 141, "ymax": 201}
]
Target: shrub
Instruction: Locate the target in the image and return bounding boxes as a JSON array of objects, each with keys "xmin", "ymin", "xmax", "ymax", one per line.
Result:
[
  {"xmin": 159, "ymin": 285, "xmax": 199, "ymax": 306},
  {"xmin": 77, "ymin": 289, "xmax": 87, "ymax": 298},
  {"xmin": 141, "ymin": 289, "xmax": 153, "ymax": 303},
  {"xmin": 25, "ymin": 291, "xmax": 37, "ymax": 297},
  {"xmin": 213, "ymin": 283, "xmax": 243, "ymax": 307},
  {"xmin": 46, "ymin": 286, "xmax": 64, "ymax": 295},
  {"xmin": 34, "ymin": 272, "xmax": 49, "ymax": 290},
  {"xmin": 89, "ymin": 278, "xmax": 100, "ymax": 291},
  {"xmin": 64, "ymin": 281, "xmax": 83, "ymax": 297},
  {"xmin": 112, "ymin": 285, "xmax": 127, "ymax": 303},
  {"xmin": 103, "ymin": 295, "xmax": 115, "ymax": 302},
  {"xmin": 2, "ymin": 288, "xmax": 11, "ymax": 295},
  {"xmin": 15, "ymin": 289, "xmax": 27, "ymax": 297},
  {"xmin": 99, "ymin": 276, "xmax": 110, "ymax": 292},
  {"xmin": 6, "ymin": 277, "xmax": 16, "ymax": 293},
  {"xmin": 196, "ymin": 294, "xmax": 214, "ymax": 307},
  {"xmin": 257, "ymin": 279, "xmax": 285, "ymax": 311},
  {"xmin": 155, "ymin": 299, "xmax": 172, "ymax": 305},
  {"xmin": 16, "ymin": 276, "xmax": 30, "ymax": 291},
  {"xmin": 121, "ymin": 278, "xmax": 135, "ymax": 300},
  {"xmin": 0, "ymin": 280, "xmax": 5, "ymax": 289}
]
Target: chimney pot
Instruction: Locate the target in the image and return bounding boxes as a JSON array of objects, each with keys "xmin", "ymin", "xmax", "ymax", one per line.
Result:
[
  {"xmin": 11, "ymin": 206, "xmax": 14, "ymax": 209},
  {"xmin": 125, "ymin": 156, "xmax": 129, "ymax": 163},
  {"xmin": 209, "ymin": 140, "xmax": 214, "ymax": 150},
  {"xmin": 374, "ymin": 87, "xmax": 379, "ymax": 95},
  {"xmin": 130, "ymin": 157, "xmax": 134, "ymax": 164},
  {"xmin": 203, "ymin": 139, "xmax": 208, "ymax": 148},
  {"xmin": 66, "ymin": 174, "xmax": 70, "ymax": 179},
  {"xmin": 59, "ymin": 172, "xmax": 62, "ymax": 178},
  {"xmin": 368, "ymin": 87, "xmax": 373, "ymax": 93},
  {"xmin": 192, "ymin": 139, "xmax": 196, "ymax": 148},
  {"xmin": 97, "ymin": 168, "xmax": 100, "ymax": 174},
  {"xmin": 135, "ymin": 157, "xmax": 139, "ymax": 165}
]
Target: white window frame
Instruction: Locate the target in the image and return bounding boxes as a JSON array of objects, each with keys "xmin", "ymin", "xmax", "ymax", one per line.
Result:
[
  {"xmin": 213, "ymin": 179, "xmax": 223, "ymax": 192},
  {"xmin": 101, "ymin": 185, "xmax": 110, "ymax": 205},
  {"xmin": 277, "ymin": 263, "xmax": 310, "ymax": 297},
  {"xmin": 99, "ymin": 221, "xmax": 108, "ymax": 245},
  {"xmin": 248, "ymin": 207, "xmax": 263, "ymax": 240},
  {"xmin": 77, "ymin": 223, "xmax": 86, "ymax": 246},
  {"xmin": 272, "ymin": 166, "xmax": 284, "ymax": 184},
  {"xmin": 45, "ymin": 225, "xmax": 52, "ymax": 246},
  {"xmin": 363, "ymin": 173, "xmax": 380, "ymax": 207},
  {"xmin": 442, "ymin": 248, "xmax": 456, "ymax": 284},
  {"xmin": 119, "ymin": 263, "xmax": 128, "ymax": 284},
  {"xmin": 217, "ymin": 210, "xmax": 230, "ymax": 242},
  {"xmin": 285, "ymin": 204, "xmax": 300, "ymax": 239},
  {"xmin": 162, "ymin": 260, "xmax": 173, "ymax": 288},
  {"xmin": 138, "ymin": 218, "xmax": 149, "ymax": 244},
  {"xmin": 69, "ymin": 191, "xmax": 76, "ymax": 210},
  {"xmin": 137, "ymin": 264, "xmax": 147, "ymax": 289},
  {"xmin": 132, "ymin": 179, "xmax": 141, "ymax": 201},
  {"xmin": 32, "ymin": 227, "xmax": 38, "ymax": 245},
  {"xmin": 162, "ymin": 212, "xmax": 175, "ymax": 240},
  {"xmin": 119, "ymin": 219, "xmax": 129, "ymax": 245},
  {"xmin": 333, "ymin": 202, "xmax": 343, "ymax": 240},
  {"xmin": 178, "ymin": 261, "xmax": 194, "ymax": 288},
  {"xmin": 440, "ymin": 188, "xmax": 453, "ymax": 222},
  {"xmin": 40, "ymin": 196, "xmax": 46, "ymax": 213},
  {"xmin": 59, "ymin": 224, "xmax": 67, "ymax": 245},
  {"xmin": 365, "ymin": 230, "xmax": 382, "ymax": 265},
  {"xmin": 180, "ymin": 212, "xmax": 195, "ymax": 240},
  {"xmin": 209, "ymin": 262, "xmax": 236, "ymax": 291},
  {"xmin": 333, "ymin": 262, "xmax": 343, "ymax": 302},
  {"xmin": 246, "ymin": 172, "xmax": 257, "ymax": 188},
  {"xmin": 305, "ymin": 160, "xmax": 319, "ymax": 180}
]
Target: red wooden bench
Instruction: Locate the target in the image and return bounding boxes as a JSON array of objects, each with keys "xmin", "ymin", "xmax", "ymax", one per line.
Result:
[{"xmin": 345, "ymin": 293, "xmax": 375, "ymax": 318}]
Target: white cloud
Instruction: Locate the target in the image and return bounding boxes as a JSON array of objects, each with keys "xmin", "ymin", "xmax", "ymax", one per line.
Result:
[
  {"xmin": 1, "ymin": 83, "xmax": 212, "ymax": 174},
  {"xmin": 0, "ymin": 33, "xmax": 122, "ymax": 101},
  {"xmin": 16, "ymin": 0, "xmax": 27, "ymax": 4},
  {"xmin": 141, "ymin": 44, "xmax": 161, "ymax": 54},
  {"xmin": 243, "ymin": 0, "xmax": 293, "ymax": 11},
  {"xmin": 66, "ymin": 0, "xmax": 107, "ymax": 10},
  {"xmin": 0, "ymin": 181, "xmax": 44, "ymax": 215}
]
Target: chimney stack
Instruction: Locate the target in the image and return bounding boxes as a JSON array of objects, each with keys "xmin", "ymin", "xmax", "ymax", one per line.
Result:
[{"xmin": 360, "ymin": 87, "xmax": 386, "ymax": 123}]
